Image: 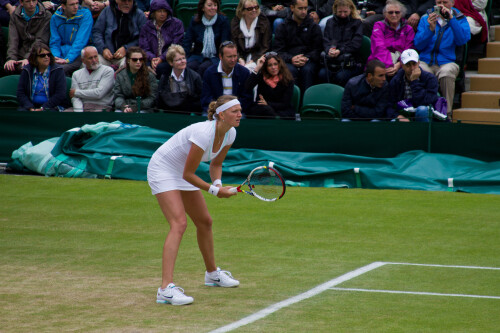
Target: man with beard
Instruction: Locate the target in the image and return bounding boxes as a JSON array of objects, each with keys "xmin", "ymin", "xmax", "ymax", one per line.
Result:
[
  {"xmin": 92, "ymin": 0, "xmax": 147, "ymax": 69},
  {"xmin": 66, "ymin": 46, "xmax": 115, "ymax": 112}
]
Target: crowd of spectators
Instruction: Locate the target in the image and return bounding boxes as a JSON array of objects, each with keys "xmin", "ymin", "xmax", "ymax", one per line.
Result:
[{"xmin": 0, "ymin": 0, "xmax": 489, "ymax": 120}]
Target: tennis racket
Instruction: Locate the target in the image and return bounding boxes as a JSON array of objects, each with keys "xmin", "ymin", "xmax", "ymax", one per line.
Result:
[{"xmin": 229, "ymin": 165, "xmax": 286, "ymax": 202}]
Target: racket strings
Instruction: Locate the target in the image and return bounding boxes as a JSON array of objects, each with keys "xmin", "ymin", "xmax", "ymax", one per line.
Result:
[{"xmin": 250, "ymin": 169, "xmax": 284, "ymax": 200}]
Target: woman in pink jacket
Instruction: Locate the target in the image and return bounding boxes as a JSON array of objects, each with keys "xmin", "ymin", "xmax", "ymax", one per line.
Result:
[{"xmin": 367, "ymin": 0, "xmax": 414, "ymax": 79}]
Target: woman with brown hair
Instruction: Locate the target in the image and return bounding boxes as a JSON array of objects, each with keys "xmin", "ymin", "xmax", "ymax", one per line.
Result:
[
  {"xmin": 17, "ymin": 42, "xmax": 68, "ymax": 111},
  {"xmin": 245, "ymin": 52, "xmax": 295, "ymax": 118},
  {"xmin": 148, "ymin": 94, "xmax": 242, "ymax": 305},
  {"xmin": 113, "ymin": 46, "xmax": 158, "ymax": 113},
  {"xmin": 230, "ymin": 0, "xmax": 271, "ymax": 71},
  {"xmin": 182, "ymin": 0, "xmax": 230, "ymax": 76}
]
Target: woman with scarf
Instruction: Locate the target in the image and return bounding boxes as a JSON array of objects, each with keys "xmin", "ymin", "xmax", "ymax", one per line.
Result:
[
  {"xmin": 366, "ymin": 0, "xmax": 415, "ymax": 78},
  {"xmin": 17, "ymin": 42, "xmax": 68, "ymax": 111},
  {"xmin": 230, "ymin": 0, "xmax": 271, "ymax": 72},
  {"xmin": 182, "ymin": 0, "xmax": 230, "ymax": 77},
  {"xmin": 113, "ymin": 46, "xmax": 158, "ymax": 113},
  {"xmin": 320, "ymin": 0, "xmax": 363, "ymax": 86},
  {"xmin": 245, "ymin": 52, "xmax": 295, "ymax": 119},
  {"xmin": 139, "ymin": 0, "xmax": 184, "ymax": 79}
]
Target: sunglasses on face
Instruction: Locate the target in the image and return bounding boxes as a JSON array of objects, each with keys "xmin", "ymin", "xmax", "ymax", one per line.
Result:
[
  {"xmin": 244, "ymin": 5, "xmax": 259, "ymax": 11},
  {"xmin": 37, "ymin": 53, "xmax": 51, "ymax": 58},
  {"xmin": 387, "ymin": 11, "xmax": 401, "ymax": 15},
  {"xmin": 130, "ymin": 57, "xmax": 143, "ymax": 62}
]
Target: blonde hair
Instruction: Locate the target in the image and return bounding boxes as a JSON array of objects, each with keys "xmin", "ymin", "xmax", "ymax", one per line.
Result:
[
  {"xmin": 166, "ymin": 44, "xmax": 186, "ymax": 65},
  {"xmin": 235, "ymin": 0, "xmax": 260, "ymax": 19},
  {"xmin": 207, "ymin": 95, "xmax": 238, "ymax": 120},
  {"xmin": 333, "ymin": 0, "xmax": 360, "ymax": 19}
]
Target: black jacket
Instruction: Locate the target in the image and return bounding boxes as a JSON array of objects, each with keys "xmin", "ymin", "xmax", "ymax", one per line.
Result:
[
  {"xmin": 273, "ymin": 14, "xmax": 322, "ymax": 64},
  {"xmin": 323, "ymin": 15, "xmax": 363, "ymax": 61},
  {"xmin": 157, "ymin": 67, "xmax": 203, "ymax": 113},
  {"xmin": 341, "ymin": 73, "xmax": 389, "ymax": 120},
  {"xmin": 245, "ymin": 72, "xmax": 295, "ymax": 118}
]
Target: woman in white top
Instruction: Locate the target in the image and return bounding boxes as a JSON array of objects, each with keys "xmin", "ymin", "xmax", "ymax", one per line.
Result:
[{"xmin": 148, "ymin": 95, "xmax": 242, "ymax": 305}]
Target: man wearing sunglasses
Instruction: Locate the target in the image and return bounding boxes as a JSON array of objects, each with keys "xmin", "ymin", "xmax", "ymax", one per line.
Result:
[
  {"xmin": 4, "ymin": 0, "xmax": 52, "ymax": 73},
  {"xmin": 92, "ymin": 0, "xmax": 146, "ymax": 69}
]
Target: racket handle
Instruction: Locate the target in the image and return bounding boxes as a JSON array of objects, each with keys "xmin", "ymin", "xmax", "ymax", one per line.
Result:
[{"xmin": 229, "ymin": 187, "xmax": 238, "ymax": 194}]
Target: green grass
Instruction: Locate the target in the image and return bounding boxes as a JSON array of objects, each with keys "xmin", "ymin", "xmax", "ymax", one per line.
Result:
[{"xmin": 1, "ymin": 175, "xmax": 499, "ymax": 332}]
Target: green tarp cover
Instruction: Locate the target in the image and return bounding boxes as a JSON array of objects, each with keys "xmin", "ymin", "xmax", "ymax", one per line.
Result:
[{"xmin": 8, "ymin": 121, "xmax": 500, "ymax": 194}]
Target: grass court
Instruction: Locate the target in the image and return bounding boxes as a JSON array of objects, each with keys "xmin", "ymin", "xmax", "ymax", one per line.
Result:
[{"xmin": 1, "ymin": 175, "xmax": 499, "ymax": 332}]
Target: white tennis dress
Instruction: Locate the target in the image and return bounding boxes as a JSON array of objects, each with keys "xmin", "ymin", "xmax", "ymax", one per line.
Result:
[{"xmin": 147, "ymin": 120, "xmax": 236, "ymax": 195}]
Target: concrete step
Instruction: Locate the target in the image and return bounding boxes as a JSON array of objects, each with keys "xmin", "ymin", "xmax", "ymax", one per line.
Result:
[
  {"xmin": 461, "ymin": 91, "xmax": 500, "ymax": 109},
  {"xmin": 468, "ymin": 74, "xmax": 500, "ymax": 92},
  {"xmin": 478, "ymin": 58, "xmax": 500, "ymax": 74},
  {"xmin": 452, "ymin": 108, "xmax": 500, "ymax": 125},
  {"xmin": 486, "ymin": 42, "xmax": 500, "ymax": 57},
  {"xmin": 493, "ymin": 25, "xmax": 500, "ymax": 42}
]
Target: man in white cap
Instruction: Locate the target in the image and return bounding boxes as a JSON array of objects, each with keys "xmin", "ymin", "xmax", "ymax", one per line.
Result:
[{"xmin": 387, "ymin": 48, "xmax": 444, "ymax": 122}]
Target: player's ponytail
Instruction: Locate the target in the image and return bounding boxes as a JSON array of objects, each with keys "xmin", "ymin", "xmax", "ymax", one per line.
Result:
[{"xmin": 207, "ymin": 95, "xmax": 239, "ymax": 120}]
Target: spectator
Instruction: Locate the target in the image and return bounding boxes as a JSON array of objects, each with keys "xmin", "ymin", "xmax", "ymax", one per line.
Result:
[
  {"xmin": 367, "ymin": 0, "xmax": 415, "ymax": 79},
  {"xmin": 454, "ymin": 0, "xmax": 488, "ymax": 42},
  {"xmin": 66, "ymin": 46, "xmax": 115, "ymax": 112},
  {"xmin": 414, "ymin": 0, "xmax": 470, "ymax": 115},
  {"xmin": 201, "ymin": 41, "xmax": 252, "ymax": 114},
  {"xmin": 4, "ymin": 0, "xmax": 51, "ymax": 74},
  {"xmin": 401, "ymin": 0, "xmax": 440, "ymax": 31},
  {"xmin": 157, "ymin": 44, "xmax": 203, "ymax": 113},
  {"xmin": 183, "ymin": 0, "xmax": 230, "ymax": 77},
  {"xmin": 341, "ymin": 59, "xmax": 389, "ymax": 121},
  {"xmin": 92, "ymin": 0, "xmax": 147, "ymax": 69},
  {"xmin": 139, "ymin": 0, "xmax": 184, "ymax": 79},
  {"xmin": 308, "ymin": 0, "xmax": 332, "ymax": 25},
  {"xmin": 358, "ymin": 0, "xmax": 385, "ymax": 36},
  {"xmin": 231, "ymin": 0, "xmax": 271, "ymax": 72},
  {"xmin": 49, "ymin": 0, "xmax": 93, "ymax": 77},
  {"xmin": 320, "ymin": 0, "xmax": 363, "ymax": 86},
  {"xmin": 387, "ymin": 49, "xmax": 441, "ymax": 122},
  {"xmin": 40, "ymin": 0, "xmax": 61, "ymax": 13},
  {"xmin": 273, "ymin": 0, "xmax": 322, "ymax": 93},
  {"xmin": 81, "ymin": 0, "xmax": 109, "ymax": 22},
  {"xmin": 260, "ymin": 0, "xmax": 291, "ymax": 32},
  {"xmin": 113, "ymin": 46, "xmax": 158, "ymax": 113},
  {"xmin": 245, "ymin": 52, "xmax": 295, "ymax": 119},
  {"xmin": 17, "ymin": 42, "xmax": 68, "ymax": 111},
  {"xmin": 0, "ymin": 0, "xmax": 17, "ymax": 26}
]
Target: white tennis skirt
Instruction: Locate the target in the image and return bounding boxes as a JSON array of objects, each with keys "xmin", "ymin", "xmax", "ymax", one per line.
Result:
[{"xmin": 147, "ymin": 159, "xmax": 199, "ymax": 195}]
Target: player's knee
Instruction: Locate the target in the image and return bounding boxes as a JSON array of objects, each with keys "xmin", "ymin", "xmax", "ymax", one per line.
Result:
[{"xmin": 170, "ymin": 219, "xmax": 188, "ymax": 235}]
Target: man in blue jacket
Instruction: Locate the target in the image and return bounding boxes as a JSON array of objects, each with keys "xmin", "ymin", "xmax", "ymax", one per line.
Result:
[
  {"xmin": 50, "ymin": 0, "xmax": 92, "ymax": 76},
  {"xmin": 92, "ymin": 0, "xmax": 146, "ymax": 68},
  {"xmin": 201, "ymin": 41, "xmax": 252, "ymax": 114},
  {"xmin": 341, "ymin": 59, "xmax": 389, "ymax": 121},
  {"xmin": 414, "ymin": 0, "xmax": 470, "ymax": 115},
  {"xmin": 387, "ymin": 49, "xmax": 441, "ymax": 122}
]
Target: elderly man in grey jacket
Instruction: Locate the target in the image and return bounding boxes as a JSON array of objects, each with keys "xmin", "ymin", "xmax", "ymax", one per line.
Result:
[{"xmin": 66, "ymin": 46, "xmax": 115, "ymax": 112}]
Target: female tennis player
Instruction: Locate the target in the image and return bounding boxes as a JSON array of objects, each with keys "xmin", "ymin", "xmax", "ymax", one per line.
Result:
[{"xmin": 148, "ymin": 95, "xmax": 241, "ymax": 305}]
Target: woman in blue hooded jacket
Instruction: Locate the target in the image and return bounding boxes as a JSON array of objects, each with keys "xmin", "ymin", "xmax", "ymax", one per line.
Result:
[{"xmin": 139, "ymin": 0, "xmax": 184, "ymax": 79}]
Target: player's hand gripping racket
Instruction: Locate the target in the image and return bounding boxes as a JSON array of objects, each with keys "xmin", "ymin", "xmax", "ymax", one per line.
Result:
[{"xmin": 229, "ymin": 165, "xmax": 286, "ymax": 201}]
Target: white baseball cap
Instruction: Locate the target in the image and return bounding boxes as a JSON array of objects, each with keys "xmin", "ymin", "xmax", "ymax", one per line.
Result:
[{"xmin": 400, "ymin": 49, "xmax": 419, "ymax": 64}]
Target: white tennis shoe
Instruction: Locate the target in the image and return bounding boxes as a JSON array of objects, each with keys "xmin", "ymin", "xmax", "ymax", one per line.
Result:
[
  {"xmin": 205, "ymin": 267, "xmax": 240, "ymax": 287},
  {"xmin": 156, "ymin": 283, "xmax": 194, "ymax": 305}
]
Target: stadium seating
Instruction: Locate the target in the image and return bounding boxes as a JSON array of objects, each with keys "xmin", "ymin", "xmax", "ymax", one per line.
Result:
[
  {"xmin": 174, "ymin": 0, "xmax": 198, "ymax": 29},
  {"xmin": 0, "ymin": 75, "xmax": 20, "ymax": 106},
  {"xmin": 300, "ymin": 83, "xmax": 343, "ymax": 119},
  {"xmin": 220, "ymin": 0, "xmax": 239, "ymax": 23},
  {"xmin": 291, "ymin": 84, "xmax": 300, "ymax": 113},
  {"xmin": 359, "ymin": 35, "xmax": 371, "ymax": 65}
]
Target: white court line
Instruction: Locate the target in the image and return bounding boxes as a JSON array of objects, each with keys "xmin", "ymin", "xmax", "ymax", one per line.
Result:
[
  {"xmin": 208, "ymin": 261, "xmax": 387, "ymax": 333},
  {"xmin": 330, "ymin": 287, "xmax": 500, "ymax": 300},
  {"xmin": 384, "ymin": 262, "xmax": 500, "ymax": 270}
]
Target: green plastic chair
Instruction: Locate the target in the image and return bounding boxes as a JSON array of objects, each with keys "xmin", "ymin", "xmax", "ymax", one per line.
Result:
[
  {"xmin": 221, "ymin": 0, "xmax": 239, "ymax": 24},
  {"xmin": 360, "ymin": 35, "xmax": 371, "ymax": 65},
  {"xmin": 0, "ymin": 75, "xmax": 20, "ymax": 106},
  {"xmin": 300, "ymin": 83, "xmax": 344, "ymax": 119},
  {"xmin": 291, "ymin": 84, "xmax": 301, "ymax": 113},
  {"xmin": 174, "ymin": 0, "xmax": 198, "ymax": 29},
  {"xmin": 2, "ymin": 26, "xmax": 8, "ymax": 45}
]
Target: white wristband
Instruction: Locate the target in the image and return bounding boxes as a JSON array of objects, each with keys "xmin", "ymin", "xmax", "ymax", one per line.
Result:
[
  {"xmin": 213, "ymin": 179, "xmax": 222, "ymax": 187},
  {"xmin": 208, "ymin": 185, "xmax": 220, "ymax": 196}
]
